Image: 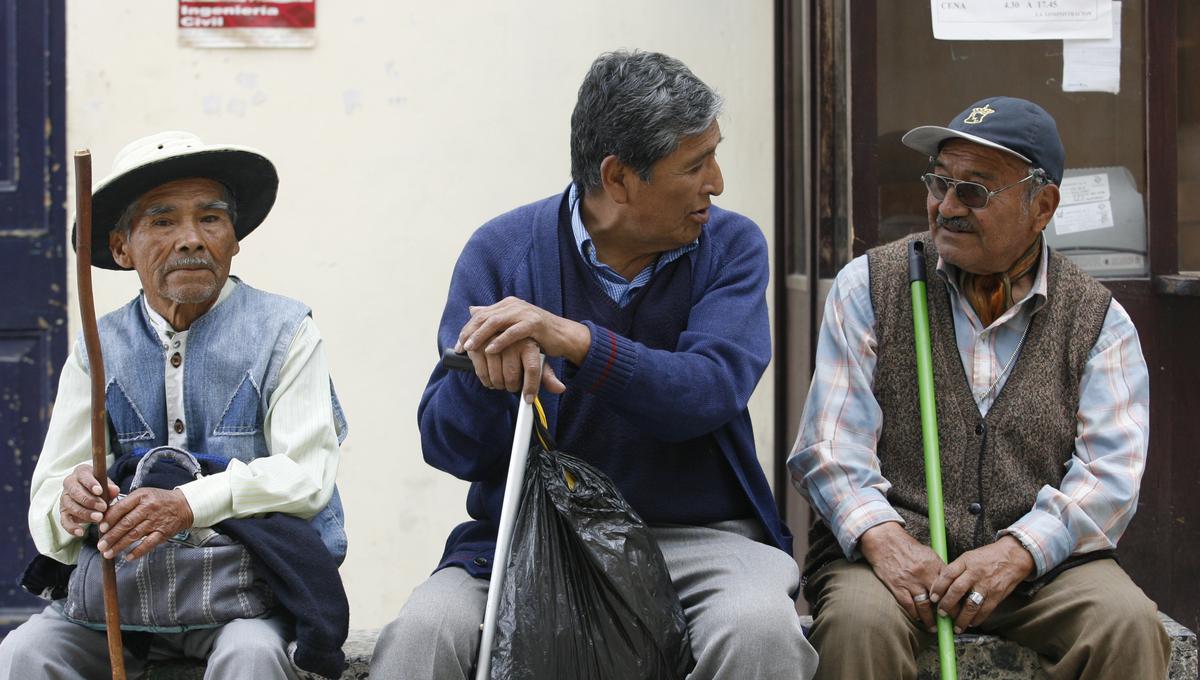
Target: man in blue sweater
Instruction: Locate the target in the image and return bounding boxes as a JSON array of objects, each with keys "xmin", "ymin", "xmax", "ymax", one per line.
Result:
[{"xmin": 370, "ymin": 51, "xmax": 817, "ymax": 680}]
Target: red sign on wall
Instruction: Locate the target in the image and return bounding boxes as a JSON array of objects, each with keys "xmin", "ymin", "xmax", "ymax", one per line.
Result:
[{"xmin": 178, "ymin": 0, "xmax": 316, "ymax": 48}]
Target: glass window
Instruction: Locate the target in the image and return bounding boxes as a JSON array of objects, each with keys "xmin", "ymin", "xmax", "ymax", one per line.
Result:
[
  {"xmin": 1179, "ymin": 1, "xmax": 1200, "ymax": 273},
  {"xmin": 874, "ymin": 1, "xmax": 1148, "ymax": 278}
]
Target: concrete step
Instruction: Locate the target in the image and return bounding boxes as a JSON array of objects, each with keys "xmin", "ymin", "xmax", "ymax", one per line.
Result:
[
  {"xmin": 145, "ymin": 612, "xmax": 1196, "ymax": 679},
  {"xmin": 903, "ymin": 612, "xmax": 1197, "ymax": 680}
]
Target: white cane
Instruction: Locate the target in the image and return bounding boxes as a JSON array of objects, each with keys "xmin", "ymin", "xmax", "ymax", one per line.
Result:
[{"xmin": 441, "ymin": 349, "xmax": 543, "ymax": 680}]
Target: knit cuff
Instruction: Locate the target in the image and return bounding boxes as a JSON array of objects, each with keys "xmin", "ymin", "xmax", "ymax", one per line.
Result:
[
  {"xmin": 288, "ymin": 639, "xmax": 345, "ymax": 680},
  {"xmin": 570, "ymin": 322, "xmax": 638, "ymax": 399}
]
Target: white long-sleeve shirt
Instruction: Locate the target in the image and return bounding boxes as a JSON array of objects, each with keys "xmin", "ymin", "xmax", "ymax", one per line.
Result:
[{"xmin": 29, "ymin": 279, "xmax": 341, "ymax": 564}]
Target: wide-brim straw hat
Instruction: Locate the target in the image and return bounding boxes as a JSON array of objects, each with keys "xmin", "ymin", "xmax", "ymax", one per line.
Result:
[{"xmin": 73, "ymin": 130, "xmax": 278, "ymax": 270}]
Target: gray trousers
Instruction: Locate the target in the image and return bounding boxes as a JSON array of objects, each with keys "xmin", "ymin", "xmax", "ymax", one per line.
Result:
[
  {"xmin": 0, "ymin": 605, "xmax": 299, "ymax": 680},
  {"xmin": 371, "ymin": 519, "xmax": 819, "ymax": 680}
]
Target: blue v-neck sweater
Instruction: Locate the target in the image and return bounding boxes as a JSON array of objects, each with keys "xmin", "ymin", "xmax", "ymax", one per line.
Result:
[
  {"xmin": 555, "ymin": 202, "xmax": 756, "ymax": 525},
  {"xmin": 419, "ymin": 188, "xmax": 791, "ymax": 577}
]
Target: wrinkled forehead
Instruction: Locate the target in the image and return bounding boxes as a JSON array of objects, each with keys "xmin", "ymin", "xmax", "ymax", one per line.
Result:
[
  {"xmin": 934, "ymin": 139, "xmax": 1028, "ymax": 179},
  {"xmin": 672, "ymin": 121, "xmax": 723, "ymax": 161},
  {"xmin": 134, "ymin": 177, "xmax": 228, "ymax": 210}
]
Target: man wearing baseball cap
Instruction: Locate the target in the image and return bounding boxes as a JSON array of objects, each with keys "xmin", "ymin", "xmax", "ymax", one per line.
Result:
[
  {"xmin": 0, "ymin": 131, "xmax": 349, "ymax": 679},
  {"xmin": 789, "ymin": 97, "xmax": 1170, "ymax": 678}
]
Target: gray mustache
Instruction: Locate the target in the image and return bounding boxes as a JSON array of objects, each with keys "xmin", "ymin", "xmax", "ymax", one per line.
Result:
[
  {"xmin": 936, "ymin": 215, "xmax": 973, "ymax": 232},
  {"xmin": 164, "ymin": 257, "xmax": 214, "ymax": 273}
]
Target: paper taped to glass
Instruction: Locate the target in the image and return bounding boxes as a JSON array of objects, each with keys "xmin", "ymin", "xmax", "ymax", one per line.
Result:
[{"xmin": 930, "ymin": 0, "xmax": 1113, "ymax": 41}]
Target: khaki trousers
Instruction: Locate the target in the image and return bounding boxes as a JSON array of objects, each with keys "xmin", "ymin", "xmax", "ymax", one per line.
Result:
[{"xmin": 808, "ymin": 558, "xmax": 1170, "ymax": 680}]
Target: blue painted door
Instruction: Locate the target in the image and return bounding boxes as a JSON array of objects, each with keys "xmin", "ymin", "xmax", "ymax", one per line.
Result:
[{"xmin": 0, "ymin": 0, "xmax": 67, "ymax": 634}]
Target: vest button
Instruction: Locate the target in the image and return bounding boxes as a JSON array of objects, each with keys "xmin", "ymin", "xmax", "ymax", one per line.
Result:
[
  {"xmin": 968, "ymin": 502, "xmax": 982, "ymax": 515},
  {"xmin": 975, "ymin": 423, "xmax": 985, "ymax": 435},
  {"xmin": 472, "ymin": 556, "xmax": 489, "ymax": 567},
  {"xmin": 174, "ymin": 419, "xmax": 185, "ymax": 434},
  {"xmin": 170, "ymin": 352, "xmax": 182, "ymax": 368}
]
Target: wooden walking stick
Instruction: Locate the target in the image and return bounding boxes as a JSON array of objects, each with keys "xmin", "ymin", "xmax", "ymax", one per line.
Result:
[
  {"xmin": 908, "ymin": 240, "xmax": 958, "ymax": 680},
  {"xmin": 74, "ymin": 149, "xmax": 127, "ymax": 680}
]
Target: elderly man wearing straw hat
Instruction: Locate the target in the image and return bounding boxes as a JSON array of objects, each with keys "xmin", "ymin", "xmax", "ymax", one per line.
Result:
[
  {"xmin": 789, "ymin": 97, "xmax": 1170, "ymax": 679},
  {"xmin": 0, "ymin": 131, "xmax": 349, "ymax": 680}
]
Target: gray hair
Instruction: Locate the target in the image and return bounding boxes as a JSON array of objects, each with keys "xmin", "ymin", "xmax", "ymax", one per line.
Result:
[
  {"xmin": 1024, "ymin": 165, "xmax": 1053, "ymax": 201},
  {"xmin": 114, "ymin": 182, "xmax": 239, "ymax": 236},
  {"xmin": 570, "ymin": 50, "xmax": 723, "ymax": 194}
]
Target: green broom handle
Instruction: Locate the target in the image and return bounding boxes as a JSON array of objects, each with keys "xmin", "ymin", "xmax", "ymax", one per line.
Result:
[{"xmin": 908, "ymin": 240, "xmax": 958, "ymax": 680}]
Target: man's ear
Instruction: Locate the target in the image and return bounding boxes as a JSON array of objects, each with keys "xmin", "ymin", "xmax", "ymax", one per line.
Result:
[
  {"xmin": 599, "ymin": 155, "xmax": 631, "ymax": 205},
  {"xmin": 109, "ymin": 228, "xmax": 134, "ymax": 269},
  {"xmin": 1030, "ymin": 182, "xmax": 1060, "ymax": 233}
]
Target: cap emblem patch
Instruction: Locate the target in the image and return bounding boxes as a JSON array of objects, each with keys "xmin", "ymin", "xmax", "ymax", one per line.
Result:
[{"xmin": 963, "ymin": 105, "xmax": 996, "ymax": 124}]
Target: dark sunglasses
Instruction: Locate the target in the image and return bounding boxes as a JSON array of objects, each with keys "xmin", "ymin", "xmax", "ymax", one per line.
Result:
[{"xmin": 921, "ymin": 172, "xmax": 1036, "ymax": 209}]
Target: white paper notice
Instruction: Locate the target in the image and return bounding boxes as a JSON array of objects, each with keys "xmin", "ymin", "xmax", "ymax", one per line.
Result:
[
  {"xmin": 930, "ymin": 0, "xmax": 1113, "ymax": 41},
  {"xmin": 1062, "ymin": 2, "xmax": 1121, "ymax": 93},
  {"xmin": 1054, "ymin": 201, "xmax": 1115, "ymax": 235},
  {"xmin": 1059, "ymin": 173, "xmax": 1111, "ymax": 205}
]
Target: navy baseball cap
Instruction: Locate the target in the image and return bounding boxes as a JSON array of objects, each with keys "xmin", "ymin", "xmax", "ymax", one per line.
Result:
[{"xmin": 901, "ymin": 96, "xmax": 1065, "ymax": 185}]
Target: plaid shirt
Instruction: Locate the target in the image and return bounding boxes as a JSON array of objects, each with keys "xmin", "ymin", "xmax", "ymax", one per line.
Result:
[{"xmin": 788, "ymin": 241, "xmax": 1149, "ymax": 577}]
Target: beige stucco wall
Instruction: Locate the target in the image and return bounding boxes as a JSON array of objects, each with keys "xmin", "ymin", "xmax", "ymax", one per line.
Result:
[{"xmin": 65, "ymin": 0, "xmax": 775, "ymax": 629}]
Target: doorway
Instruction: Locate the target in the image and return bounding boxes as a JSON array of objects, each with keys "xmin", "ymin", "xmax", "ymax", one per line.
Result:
[
  {"xmin": 777, "ymin": 0, "xmax": 1200, "ymax": 632},
  {"xmin": 0, "ymin": 0, "xmax": 68, "ymax": 634}
]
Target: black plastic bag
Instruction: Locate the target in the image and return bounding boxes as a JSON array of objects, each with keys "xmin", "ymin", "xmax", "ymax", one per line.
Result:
[{"xmin": 490, "ymin": 433, "xmax": 694, "ymax": 680}]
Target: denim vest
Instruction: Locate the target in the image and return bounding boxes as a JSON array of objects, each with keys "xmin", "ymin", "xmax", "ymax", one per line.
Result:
[{"xmin": 79, "ymin": 279, "xmax": 349, "ymax": 563}]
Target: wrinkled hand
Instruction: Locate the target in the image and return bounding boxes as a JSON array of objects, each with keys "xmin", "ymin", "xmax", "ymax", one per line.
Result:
[
  {"xmin": 457, "ymin": 297, "xmax": 591, "ymax": 363},
  {"xmin": 454, "ymin": 297, "xmax": 591, "ymax": 402},
  {"xmin": 96, "ymin": 488, "xmax": 194, "ymax": 561},
  {"xmin": 59, "ymin": 464, "xmax": 121, "ymax": 538},
  {"xmin": 860, "ymin": 521, "xmax": 946, "ymax": 631},
  {"xmin": 461, "ymin": 337, "xmax": 566, "ymax": 402},
  {"xmin": 930, "ymin": 535, "xmax": 1034, "ymax": 633}
]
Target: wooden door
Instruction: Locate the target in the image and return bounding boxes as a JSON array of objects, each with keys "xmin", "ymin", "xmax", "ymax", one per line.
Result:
[
  {"xmin": 0, "ymin": 0, "xmax": 68, "ymax": 634},
  {"xmin": 776, "ymin": 0, "xmax": 858, "ymax": 611}
]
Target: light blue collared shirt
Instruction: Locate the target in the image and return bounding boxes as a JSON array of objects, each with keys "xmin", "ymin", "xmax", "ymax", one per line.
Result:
[{"xmin": 568, "ymin": 184, "xmax": 699, "ymax": 308}]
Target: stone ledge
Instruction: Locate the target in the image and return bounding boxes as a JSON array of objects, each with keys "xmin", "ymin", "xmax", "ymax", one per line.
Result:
[
  {"xmin": 145, "ymin": 612, "xmax": 1196, "ymax": 679},
  {"xmin": 143, "ymin": 629, "xmax": 375, "ymax": 679},
  {"xmin": 907, "ymin": 613, "xmax": 1197, "ymax": 680}
]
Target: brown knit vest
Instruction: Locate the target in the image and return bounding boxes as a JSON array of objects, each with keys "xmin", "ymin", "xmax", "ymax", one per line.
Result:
[{"xmin": 803, "ymin": 233, "xmax": 1111, "ymax": 589}]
